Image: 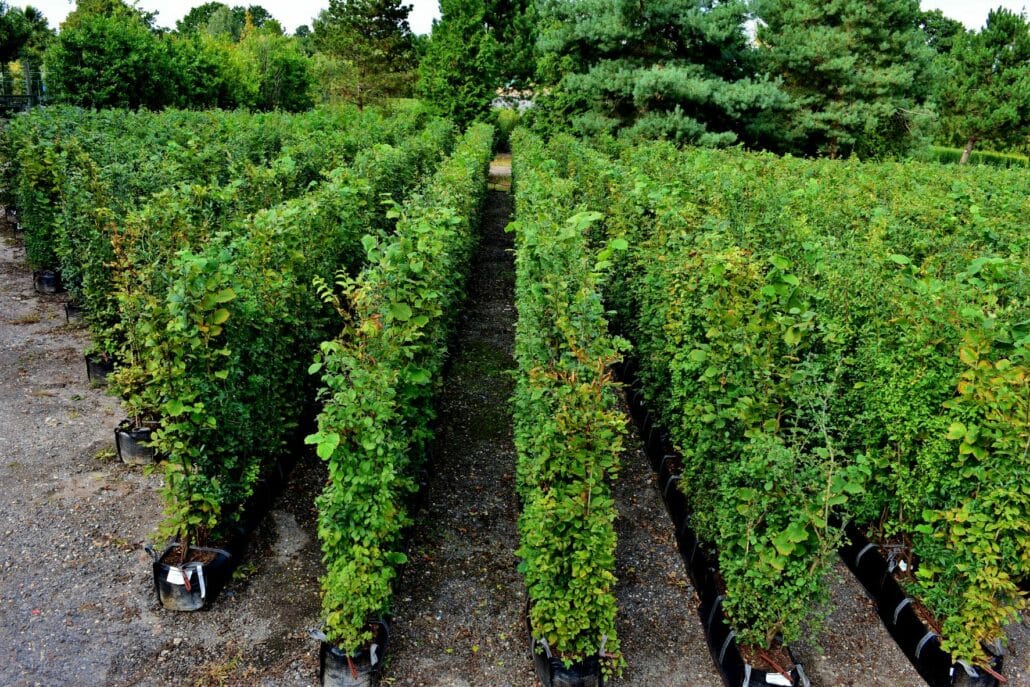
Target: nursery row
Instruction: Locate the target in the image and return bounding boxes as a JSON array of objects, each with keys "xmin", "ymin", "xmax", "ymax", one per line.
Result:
[
  {"xmin": 520, "ymin": 131, "xmax": 1027, "ymax": 679},
  {"xmin": 510, "ymin": 130, "xmax": 628, "ymax": 681},
  {"xmin": 305, "ymin": 122, "xmax": 494, "ymax": 662}
]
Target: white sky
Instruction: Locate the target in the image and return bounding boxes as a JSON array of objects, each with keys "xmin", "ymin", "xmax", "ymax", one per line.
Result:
[
  {"xmin": 15, "ymin": 0, "xmax": 1030, "ymax": 35},
  {"xmin": 20, "ymin": 0, "xmax": 443, "ymax": 34}
]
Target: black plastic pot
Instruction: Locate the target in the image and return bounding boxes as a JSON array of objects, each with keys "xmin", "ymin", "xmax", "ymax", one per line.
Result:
[
  {"xmin": 64, "ymin": 300, "xmax": 83, "ymax": 323},
  {"xmin": 115, "ymin": 420, "xmax": 157, "ymax": 465},
  {"xmin": 527, "ymin": 599, "xmax": 606, "ymax": 687},
  {"xmin": 530, "ymin": 641, "xmax": 603, "ymax": 687},
  {"xmin": 86, "ymin": 353, "xmax": 114, "ymax": 385},
  {"xmin": 32, "ymin": 269, "xmax": 62, "ymax": 295},
  {"xmin": 312, "ymin": 621, "xmax": 389, "ymax": 687},
  {"xmin": 146, "ymin": 543, "xmax": 233, "ymax": 611},
  {"xmin": 839, "ymin": 524, "xmax": 1004, "ymax": 687}
]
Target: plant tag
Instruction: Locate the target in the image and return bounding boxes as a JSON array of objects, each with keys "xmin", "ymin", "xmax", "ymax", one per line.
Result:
[
  {"xmin": 898, "ymin": 560, "xmax": 908, "ymax": 572},
  {"xmin": 166, "ymin": 566, "xmax": 192, "ymax": 586},
  {"xmin": 767, "ymin": 673, "xmax": 793, "ymax": 686}
]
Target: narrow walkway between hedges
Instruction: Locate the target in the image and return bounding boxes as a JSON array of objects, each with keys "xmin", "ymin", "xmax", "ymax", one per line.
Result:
[{"xmin": 385, "ymin": 156, "xmax": 535, "ymax": 686}]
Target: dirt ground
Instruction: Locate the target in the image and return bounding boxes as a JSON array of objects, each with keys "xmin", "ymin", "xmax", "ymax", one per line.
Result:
[{"xmin": 0, "ymin": 168, "xmax": 1026, "ymax": 687}]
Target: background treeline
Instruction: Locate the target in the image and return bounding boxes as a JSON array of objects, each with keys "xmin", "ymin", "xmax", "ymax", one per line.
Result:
[{"xmin": 1, "ymin": 0, "xmax": 1028, "ymax": 159}]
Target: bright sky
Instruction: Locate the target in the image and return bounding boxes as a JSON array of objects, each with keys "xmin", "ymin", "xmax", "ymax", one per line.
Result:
[
  {"xmin": 21, "ymin": 0, "xmax": 443, "ymax": 34},
  {"xmin": 16, "ymin": 0, "xmax": 1030, "ymax": 35}
]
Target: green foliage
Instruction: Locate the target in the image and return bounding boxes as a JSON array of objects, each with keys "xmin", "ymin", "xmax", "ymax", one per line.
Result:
[
  {"xmin": 923, "ymin": 145, "xmax": 1029, "ymax": 168},
  {"xmin": 754, "ymin": 0, "xmax": 934, "ymax": 158},
  {"xmin": 596, "ymin": 141, "xmax": 1027, "ymax": 663},
  {"xmin": 312, "ymin": 0, "xmax": 417, "ymax": 108},
  {"xmin": 531, "ymin": 0, "xmax": 786, "ymax": 146},
  {"xmin": 416, "ymin": 0, "xmax": 500, "ymax": 128},
  {"xmin": 935, "ymin": 8, "xmax": 1030, "ymax": 157},
  {"xmin": 176, "ymin": 3, "xmax": 275, "ymax": 40},
  {"xmin": 43, "ymin": 1, "xmax": 312, "ymax": 111},
  {"xmin": 44, "ymin": 10, "xmax": 173, "ymax": 109},
  {"xmin": 309, "ymin": 123, "xmax": 493, "ymax": 652},
  {"xmin": 103, "ymin": 116, "xmax": 455, "ymax": 548},
  {"xmin": 510, "ymin": 130, "xmax": 625, "ymax": 672}
]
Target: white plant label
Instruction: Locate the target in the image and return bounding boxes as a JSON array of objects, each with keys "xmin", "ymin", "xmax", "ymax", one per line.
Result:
[{"xmin": 166, "ymin": 566, "xmax": 189, "ymax": 586}]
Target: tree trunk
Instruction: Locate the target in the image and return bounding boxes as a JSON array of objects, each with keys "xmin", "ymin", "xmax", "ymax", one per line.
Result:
[{"xmin": 959, "ymin": 137, "xmax": 976, "ymax": 165}]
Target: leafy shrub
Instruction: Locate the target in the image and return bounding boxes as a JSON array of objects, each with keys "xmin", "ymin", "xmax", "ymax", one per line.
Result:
[
  {"xmin": 306, "ymin": 122, "xmax": 493, "ymax": 652},
  {"xmin": 117, "ymin": 119, "xmax": 457, "ymax": 548},
  {"xmin": 601, "ymin": 141, "xmax": 1028, "ymax": 664},
  {"xmin": 510, "ymin": 129, "xmax": 626, "ymax": 672}
]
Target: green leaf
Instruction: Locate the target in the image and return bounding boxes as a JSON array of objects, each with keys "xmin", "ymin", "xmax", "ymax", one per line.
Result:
[
  {"xmin": 209, "ymin": 308, "xmax": 230, "ymax": 325},
  {"xmin": 946, "ymin": 422, "xmax": 966, "ymax": 441},
  {"xmin": 769, "ymin": 255, "xmax": 791, "ymax": 271},
  {"xmin": 212, "ymin": 287, "xmax": 236, "ymax": 304},
  {"xmin": 165, "ymin": 399, "xmax": 186, "ymax": 417},
  {"xmin": 611, "ymin": 237, "xmax": 629, "ymax": 251},
  {"xmin": 783, "ymin": 326, "xmax": 802, "ymax": 346},
  {"xmin": 315, "ymin": 432, "xmax": 340, "ymax": 460},
  {"xmin": 390, "ymin": 302, "xmax": 412, "ymax": 321},
  {"xmin": 888, "ymin": 254, "xmax": 911, "ymax": 265}
]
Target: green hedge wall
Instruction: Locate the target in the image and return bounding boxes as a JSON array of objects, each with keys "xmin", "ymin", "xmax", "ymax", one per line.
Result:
[{"xmin": 306, "ymin": 122, "xmax": 494, "ymax": 652}]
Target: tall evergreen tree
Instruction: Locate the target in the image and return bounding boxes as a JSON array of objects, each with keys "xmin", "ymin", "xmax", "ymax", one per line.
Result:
[
  {"xmin": 532, "ymin": 0, "xmax": 786, "ymax": 146},
  {"xmin": 312, "ymin": 0, "xmax": 416, "ymax": 107},
  {"xmin": 417, "ymin": 0, "xmax": 499, "ymax": 127},
  {"xmin": 918, "ymin": 8, "xmax": 966, "ymax": 54},
  {"xmin": 484, "ymin": 0, "xmax": 536, "ymax": 88},
  {"xmin": 755, "ymin": 0, "xmax": 933, "ymax": 158},
  {"xmin": 936, "ymin": 8, "xmax": 1030, "ymax": 162}
]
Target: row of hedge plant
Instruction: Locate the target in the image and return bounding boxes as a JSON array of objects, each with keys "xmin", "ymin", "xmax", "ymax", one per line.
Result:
[
  {"xmin": 601, "ymin": 141, "xmax": 1027, "ymax": 667},
  {"xmin": 112, "ymin": 119, "xmax": 457, "ymax": 552},
  {"xmin": 305, "ymin": 122, "xmax": 494, "ymax": 653},
  {"xmin": 509, "ymin": 129, "xmax": 627, "ymax": 675}
]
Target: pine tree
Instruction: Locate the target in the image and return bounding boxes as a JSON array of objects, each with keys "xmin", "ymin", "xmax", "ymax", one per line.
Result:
[
  {"xmin": 755, "ymin": 0, "xmax": 933, "ymax": 158},
  {"xmin": 417, "ymin": 0, "xmax": 499, "ymax": 127},
  {"xmin": 313, "ymin": 0, "xmax": 416, "ymax": 107},
  {"xmin": 532, "ymin": 0, "xmax": 786, "ymax": 146},
  {"xmin": 936, "ymin": 8, "xmax": 1030, "ymax": 162}
]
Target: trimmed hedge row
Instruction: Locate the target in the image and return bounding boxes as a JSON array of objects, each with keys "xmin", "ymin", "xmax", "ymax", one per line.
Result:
[
  {"xmin": 923, "ymin": 145, "xmax": 1029, "ymax": 168},
  {"xmin": 114, "ymin": 119, "xmax": 457, "ymax": 549},
  {"xmin": 1, "ymin": 104, "xmax": 433, "ymax": 366},
  {"xmin": 306, "ymin": 122, "xmax": 494, "ymax": 653},
  {"xmin": 602, "ymin": 143, "xmax": 1027, "ymax": 666},
  {"xmin": 510, "ymin": 130, "xmax": 626, "ymax": 673}
]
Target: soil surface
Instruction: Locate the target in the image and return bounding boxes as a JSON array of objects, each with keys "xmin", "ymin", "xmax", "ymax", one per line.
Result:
[{"xmin": 1, "ymin": 164, "xmax": 1026, "ymax": 687}]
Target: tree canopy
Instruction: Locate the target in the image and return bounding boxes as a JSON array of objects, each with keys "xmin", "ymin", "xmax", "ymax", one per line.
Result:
[
  {"xmin": 417, "ymin": 0, "xmax": 499, "ymax": 127},
  {"xmin": 754, "ymin": 0, "xmax": 934, "ymax": 158},
  {"xmin": 313, "ymin": 0, "xmax": 417, "ymax": 107},
  {"xmin": 531, "ymin": 0, "xmax": 787, "ymax": 146},
  {"xmin": 935, "ymin": 7, "xmax": 1030, "ymax": 161}
]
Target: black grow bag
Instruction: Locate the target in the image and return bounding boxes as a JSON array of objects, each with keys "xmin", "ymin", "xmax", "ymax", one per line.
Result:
[
  {"xmin": 64, "ymin": 300, "xmax": 83, "ymax": 323},
  {"xmin": 146, "ymin": 543, "xmax": 233, "ymax": 611},
  {"xmin": 86, "ymin": 354, "xmax": 115, "ymax": 386},
  {"xmin": 32, "ymin": 269, "xmax": 62, "ymax": 295},
  {"xmin": 311, "ymin": 621, "xmax": 390, "ymax": 687},
  {"xmin": 838, "ymin": 523, "xmax": 1004, "ymax": 687},
  {"xmin": 115, "ymin": 420, "xmax": 157, "ymax": 465},
  {"xmin": 529, "ymin": 638, "xmax": 603, "ymax": 687},
  {"xmin": 614, "ymin": 359, "xmax": 811, "ymax": 687}
]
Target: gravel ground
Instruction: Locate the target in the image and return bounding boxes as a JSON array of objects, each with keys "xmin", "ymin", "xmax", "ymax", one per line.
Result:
[{"xmin": 0, "ymin": 220, "xmax": 327, "ymax": 687}]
